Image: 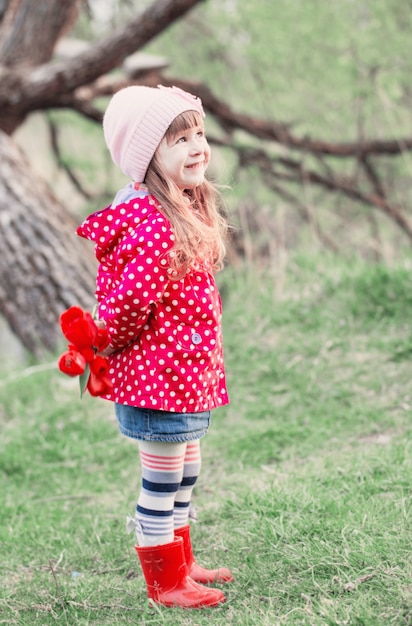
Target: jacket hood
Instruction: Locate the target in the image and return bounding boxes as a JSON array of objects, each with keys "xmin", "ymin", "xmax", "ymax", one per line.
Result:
[{"xmin": 77, "ymin": 184, "xmax": 156, "ymax": 260}]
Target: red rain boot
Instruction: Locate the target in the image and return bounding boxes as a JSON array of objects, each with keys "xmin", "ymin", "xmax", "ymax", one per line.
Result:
[
  {"xmin": 175, "ymin": 524, "xmax": 234, "ymax": 584},
  {"xmin": 135, "ymin": 536, "xmax": 225, "ymax": 608}
]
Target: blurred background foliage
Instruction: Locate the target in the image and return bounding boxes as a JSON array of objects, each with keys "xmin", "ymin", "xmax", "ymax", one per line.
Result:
[
  {"xmin": 78, "ymin": 0, "xmax": 412, "ymax": 134},
  {"xmin": 19, "ymin": 0, "xmax": 412, "ymax": 266}
]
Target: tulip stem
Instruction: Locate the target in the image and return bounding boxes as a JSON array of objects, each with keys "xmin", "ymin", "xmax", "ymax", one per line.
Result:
[{"xmin": 79, "ymin": 363, "xmax": 90, "ymax": 398}]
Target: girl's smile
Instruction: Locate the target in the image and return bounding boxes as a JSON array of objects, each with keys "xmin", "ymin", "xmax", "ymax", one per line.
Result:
[{"xmin": 156, "ymin": 124, "xmax": 211, "ymax": 190}]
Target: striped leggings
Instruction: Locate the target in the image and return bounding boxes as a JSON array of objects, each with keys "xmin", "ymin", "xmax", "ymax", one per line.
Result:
[{"xmin": 134, "ymin": 439, "xmax": 201, "ymax": 546}]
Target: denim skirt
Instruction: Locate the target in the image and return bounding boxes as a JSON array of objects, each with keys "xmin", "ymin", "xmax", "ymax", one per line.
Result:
[{"xmin": 114, "ymin": 403, "xmax": 211, "ymax": 442}]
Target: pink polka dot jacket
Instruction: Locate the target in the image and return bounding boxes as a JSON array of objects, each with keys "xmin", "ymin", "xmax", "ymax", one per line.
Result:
[{"xmin": 77, "ymin": 184, "xmax": 229, "ymax": 413}]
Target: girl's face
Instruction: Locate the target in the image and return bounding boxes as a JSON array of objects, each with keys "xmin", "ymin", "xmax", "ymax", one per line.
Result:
[{"xmin": 156, "ymin": 121, "xmax": 211, "ymax": 190}]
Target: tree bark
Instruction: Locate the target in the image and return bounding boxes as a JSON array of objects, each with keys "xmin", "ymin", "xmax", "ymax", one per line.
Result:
[
  {"xmin": 0, "ymin": 0, "xmax": 81, "ymax": 68},
  {"xmin": 0, "ymin": 130, "xmax": 96, "ymax": 355}
]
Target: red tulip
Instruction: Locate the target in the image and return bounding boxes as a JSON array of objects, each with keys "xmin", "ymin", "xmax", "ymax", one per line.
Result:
[
  {"xmin": 58, "ymin": 349, "xmax": 86, "ymax": 377},
  {"xmin": 89, "ymin": 355, "xmax": 110, "ymax": 376},
  {"xmin": 79, "ymin": 346, "xmax": 96, "ymax": 363},
  {"xmin": 58, "ymin": 306, "xmax": 113, "ymax": 397},
  {"xmin": 59, "ymin": 306, "xmax": 98, "ymax": 349},
  {"xmin": 87, "ymin": 371, "xmax": 113, "ymax": 397}
]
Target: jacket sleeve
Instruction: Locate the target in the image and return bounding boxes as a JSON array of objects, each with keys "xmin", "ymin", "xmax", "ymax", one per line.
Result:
[{"xmin": 97, "ymin": 214, "xmax": 174, "ymax": 351}]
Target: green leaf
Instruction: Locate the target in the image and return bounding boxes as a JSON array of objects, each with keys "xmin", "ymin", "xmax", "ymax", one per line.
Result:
[{"xmin": 79, "ymin": 363, "xmax": 90, "ymax": 398}]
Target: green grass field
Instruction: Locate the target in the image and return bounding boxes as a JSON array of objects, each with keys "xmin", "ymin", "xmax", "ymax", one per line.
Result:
[{"xmin": 1, "ymin": 254, "xmax": 411, "ymax": 625}]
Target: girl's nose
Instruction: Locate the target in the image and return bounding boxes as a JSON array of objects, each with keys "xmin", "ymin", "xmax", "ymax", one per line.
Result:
[
  {"xmin": 189, "ymin": 146, "xmax": 202, "ymax": 157},
  {"xmin": 189, "ymin": 137, "xmax": 204, "ymax": 154}
]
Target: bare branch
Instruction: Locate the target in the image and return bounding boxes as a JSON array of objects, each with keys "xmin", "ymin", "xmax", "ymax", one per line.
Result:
[
  {"xmin": 47, "ymin": 116, "xmax": 93, "ymax": 200},
  {"xmin": 236, "ymin": 145, "xmax": 412, "ymax": 241},
  {"xmin": 0, "ymin": 0, "xmax": 204, "ymax": 127},
  {"xmin": 361, "ymin": 156, "xmax": 386, "ymax": 198}
]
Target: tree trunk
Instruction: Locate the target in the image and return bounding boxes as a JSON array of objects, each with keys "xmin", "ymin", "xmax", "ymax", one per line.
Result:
[
  {"xmin": 0, "ymin": 0, "xmax": 80, "ymax": 68},
  {"xmin": 0, "ymin": 130, "xmax": 96, "ymax": 356}
]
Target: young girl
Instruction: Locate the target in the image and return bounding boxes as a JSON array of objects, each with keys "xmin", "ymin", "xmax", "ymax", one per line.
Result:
[{"xmin": 77, "ymin": 85, "xmax": 233, "ymax": 608}]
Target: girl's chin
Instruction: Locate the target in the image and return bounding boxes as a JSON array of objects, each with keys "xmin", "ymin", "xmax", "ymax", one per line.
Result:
[{"xmin": 181, "ymin": 176, "xmax": 206, "ymax": 189}]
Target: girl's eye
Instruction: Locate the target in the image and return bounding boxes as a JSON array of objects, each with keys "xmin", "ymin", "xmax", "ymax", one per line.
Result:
[{"xmin": 174, "ymin": 128, "xmax": 205, "ymax": 144}]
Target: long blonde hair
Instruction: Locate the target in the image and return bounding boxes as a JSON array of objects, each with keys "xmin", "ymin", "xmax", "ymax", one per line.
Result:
[{"xmin": 144, "ymin": 111, "xmax": 228, "ymax": 279}]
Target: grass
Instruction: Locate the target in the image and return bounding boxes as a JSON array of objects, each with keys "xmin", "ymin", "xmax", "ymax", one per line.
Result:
[{"xmin": 0, "ymin": 254, "xmax": 411, "ymax": 625}]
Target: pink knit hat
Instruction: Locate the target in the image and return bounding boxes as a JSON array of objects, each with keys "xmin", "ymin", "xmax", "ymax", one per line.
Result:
[{"xmin": 103, "ymin": 85, "xmax": 205, "ymax": 183}]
